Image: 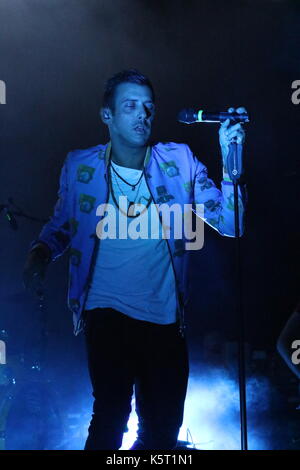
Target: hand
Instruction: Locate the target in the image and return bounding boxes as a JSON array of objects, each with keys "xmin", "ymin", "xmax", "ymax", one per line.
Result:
[
  {"xmin": 219, "ymin": 107, "xmax": 247, "ymax": 162},
  {"xmin": 22, "ymin": 246, "xmax": 50, "ymax": 294}
]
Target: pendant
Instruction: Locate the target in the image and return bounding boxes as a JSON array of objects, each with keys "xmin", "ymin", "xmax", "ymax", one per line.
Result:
[{"xmin": 132, "ymin": 185, "xmax": 135, "ymax": 191}]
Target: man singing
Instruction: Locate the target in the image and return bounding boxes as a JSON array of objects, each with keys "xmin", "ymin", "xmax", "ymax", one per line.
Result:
[{"xmin": 23, "ymin": 69, "xmax": 247, "ymax": 450}]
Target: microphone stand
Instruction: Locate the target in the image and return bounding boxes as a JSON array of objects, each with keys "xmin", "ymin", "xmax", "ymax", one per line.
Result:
[
  {"xmin": 226, "ymin": 141, "xmax": 248, "ymax": 450},
  {"xmin": 31, "ymin": 285, "xmax": 48, "ymax": 372},
  {"xmin": 1, "ymin": 199, "xmax": 52, "ymax": 449},
  {"xmin": 0, "ymin": 197, "xmax": 49, "ymax": 370}
]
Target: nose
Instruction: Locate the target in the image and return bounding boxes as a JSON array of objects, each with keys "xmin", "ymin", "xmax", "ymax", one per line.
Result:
[{"xmin": 137, "ymin": 104, "xmax": 150, "ymax": 121}]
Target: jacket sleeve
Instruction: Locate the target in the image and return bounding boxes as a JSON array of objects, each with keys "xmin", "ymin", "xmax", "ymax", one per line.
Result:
[
  {"xmin": 29, "ymin": 152, "xmax": 72, "ymax": 261},
  {"xmin": 191, "ymin": 148, "xmax": 246, "ymax": 237}
]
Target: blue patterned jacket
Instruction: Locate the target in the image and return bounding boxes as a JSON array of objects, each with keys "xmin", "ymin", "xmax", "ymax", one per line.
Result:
[{"xmin": 31, "ymin": 141, "xmax": 246, "ymax": 335}]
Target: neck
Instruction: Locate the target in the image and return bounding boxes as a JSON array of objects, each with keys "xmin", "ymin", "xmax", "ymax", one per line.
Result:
[{"xmin": 110, "ymin": 142, "xmax": 147, "ymax": 170}]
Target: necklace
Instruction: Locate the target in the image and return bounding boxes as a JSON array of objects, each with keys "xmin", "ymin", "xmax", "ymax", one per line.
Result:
[
  {"xmin": 113, "ymin": 168, "xmax": 142, "ymax": 207},
  {"xmin": 111, "ymin": 163, "xmax": 144, "ymax": 191},
  {"xmin": 109, "ymin": 164, "xmax": 152, "ymax": 218}
]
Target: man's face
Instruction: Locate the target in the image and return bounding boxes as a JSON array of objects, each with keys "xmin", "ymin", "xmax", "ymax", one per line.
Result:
[{"xmin": 102, "ymin": 82, "xmax": 155, "ymax": 147}]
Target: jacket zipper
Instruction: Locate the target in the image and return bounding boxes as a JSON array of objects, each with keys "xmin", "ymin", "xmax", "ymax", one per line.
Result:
[{"xmin": 143, "ymin": 169, "xmax": 186, "ymax": 338}]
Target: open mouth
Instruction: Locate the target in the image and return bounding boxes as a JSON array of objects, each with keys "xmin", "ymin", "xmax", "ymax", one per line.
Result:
[{"xmin": 134, "ymin": 126, "xmax": 146, "ymax": 134}]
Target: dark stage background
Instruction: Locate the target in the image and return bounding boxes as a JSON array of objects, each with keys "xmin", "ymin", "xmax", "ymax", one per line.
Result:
[{"xmin": 0, "ymin": 0, "xmax": 299, "ymax": 451}]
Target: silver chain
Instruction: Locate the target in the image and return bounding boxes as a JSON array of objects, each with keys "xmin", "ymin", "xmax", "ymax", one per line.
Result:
[{"xmin": 112, "ymin": 166, "xmax": 143, "ymax": 207}]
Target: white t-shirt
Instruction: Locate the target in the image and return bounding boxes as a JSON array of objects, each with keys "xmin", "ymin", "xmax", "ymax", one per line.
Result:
[{"xmin": 85, "ymin": 160, "xmax": 178, "ymax": 324}]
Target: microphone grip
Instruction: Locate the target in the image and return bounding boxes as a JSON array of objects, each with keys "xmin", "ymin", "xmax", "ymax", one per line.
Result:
[
  {"xmin": 177, "ymin": 109, "xmax": 249, "ymax": 124},
  {"xmin": 202, "ymin": 112, "xmax": 248, "ymax": 123}
]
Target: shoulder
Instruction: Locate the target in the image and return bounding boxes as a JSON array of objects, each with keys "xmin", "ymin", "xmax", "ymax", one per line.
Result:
[
  {"xmin": 153, "ymin": 141, "xmax": 190, "ymax": 155},
  {"xmin": 152, "ymin": 141, "xmax": 205, "ymax": 171},
  {"xmin": 152, "ymin": 141, "xmax": 192, "ymax": 163},
  {"xmin": 66, "ymin": 143, "xmax": 108, "ymax": 166}
]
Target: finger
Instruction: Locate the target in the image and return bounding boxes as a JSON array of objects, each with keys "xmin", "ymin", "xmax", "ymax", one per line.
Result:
[
  {"xmin": 228, "ymin": 133, "xmax": 245, "ymax": 144},
  {"xmin": 228, "ymin": 132, "xmax": 244, "ymax": 141},
  {"xmin": 226, "ymin": 123, "xmax": 243, "ymax": 133},
  {"xmin": 220, "ymin": 118, "xmax": 230, "ymax": 129},
  {"xmin": 230, "ymin": 136, "xmax": 244, "ymax": 144},
  {"xmin": 227, "ymin": 107, "xmax": 235, "ymax": 113},
  {"xmin": 236, "ymin": 106, "xmax": 247, "ymax": 114},
  {"xmin": 227, "ymin": 129, "xmax": 245, "ymax": 139}
]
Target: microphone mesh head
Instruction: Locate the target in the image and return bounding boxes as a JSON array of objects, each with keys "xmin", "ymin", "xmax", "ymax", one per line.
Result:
[{"xmin": 177, "ymin": 108, "xmax": 196, "ymax": 123}]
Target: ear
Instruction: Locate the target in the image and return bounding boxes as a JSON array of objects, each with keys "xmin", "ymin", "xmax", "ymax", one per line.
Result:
[{"xmin": 100, "ymin": 107, "xmax": 112, "ymax": 125}]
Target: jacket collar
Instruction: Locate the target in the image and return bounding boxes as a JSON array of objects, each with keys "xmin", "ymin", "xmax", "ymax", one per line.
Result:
[{"xmin": 104, "ymin": 141, "xmax": 152, "ymax": 169}]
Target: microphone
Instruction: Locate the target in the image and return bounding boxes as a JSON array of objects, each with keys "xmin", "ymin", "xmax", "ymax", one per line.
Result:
[
  {"xmin": 4, "ymin": 207, "xmax": 18, "ymax": 230},
  {"xmin": 177, "ymin": 108, "xmax": 249, "ymax": 124},
  {"xmin": 0, "ymin": 203, "xmax": 18, "ymax": 230}
]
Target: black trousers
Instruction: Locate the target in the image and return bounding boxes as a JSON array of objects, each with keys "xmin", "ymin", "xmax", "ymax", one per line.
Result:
[{"xmin": 83, "ymin": 307, "xmax": 189, "ymax": 450}]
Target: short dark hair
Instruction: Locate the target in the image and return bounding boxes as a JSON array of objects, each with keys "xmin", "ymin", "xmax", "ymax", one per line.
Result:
[{"xmin": 102, "ymin": 69, "xmax": 155, "ymax": 112}]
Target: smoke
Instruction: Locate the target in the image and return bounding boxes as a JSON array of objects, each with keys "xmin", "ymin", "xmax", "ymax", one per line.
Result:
[
  {"xmin": 121, "ymin": 367, "xmax": 272, "ymax": 450},
  {"xmin": 114, "ymin": 366, "xmax": 274, "ymax": 450},
  {"xmin": 178, "ymin": 367, "xmax": 272, "ymax": 450},
  {"xmin": 2, "ymin": 359, "xmax": 296, "ymax": 450}
]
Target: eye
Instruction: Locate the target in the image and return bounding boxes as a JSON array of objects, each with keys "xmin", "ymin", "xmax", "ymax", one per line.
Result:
[
  {"xmin": 146, "ymin": 104, "xmax": 155, "ymax": 113},
  {"xmin": 125, "ymin": 102, "xmax": 135, "ymax": 108}
]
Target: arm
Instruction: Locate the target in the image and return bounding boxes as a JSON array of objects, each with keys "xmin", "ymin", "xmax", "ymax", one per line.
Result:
[
  {"xmin": 29, "ymin": 152, "xmax": 72, "ymax": 261},
  {"xmin": 193, "ymin": 158, "xmax": 246, "ymax": 237},
  {"xmin": 193, "ymin": 106, "xmax": 247, "ymax": 237},
  {"xmin": 23, "ymin": 153, "xmax": 72, "ymax": 291}
]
